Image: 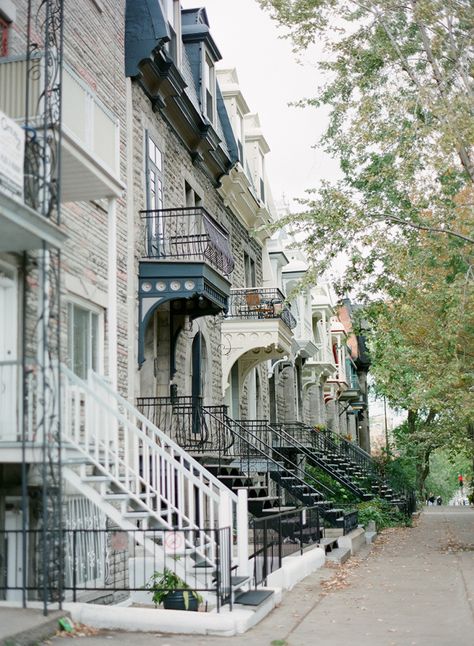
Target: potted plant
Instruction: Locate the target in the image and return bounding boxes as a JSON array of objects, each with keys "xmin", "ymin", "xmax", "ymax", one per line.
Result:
[{"xmin": 146, "ymin": 568, "xmax": 203, "ymax": 611}]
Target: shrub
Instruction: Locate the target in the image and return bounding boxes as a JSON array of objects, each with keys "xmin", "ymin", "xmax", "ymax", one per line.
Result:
[{"xmin": 357, "ymin": 498, "xmax": 409, "ymax": 530}]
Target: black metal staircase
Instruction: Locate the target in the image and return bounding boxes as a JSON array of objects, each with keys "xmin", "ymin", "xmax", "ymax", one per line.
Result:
[
  {"xmin": 136, "ymin": 397, "xmax": 359, "ymax": 530},
  {"xmin": 276, "ymin": 422, "xmax": 414, "ymax": 513}
]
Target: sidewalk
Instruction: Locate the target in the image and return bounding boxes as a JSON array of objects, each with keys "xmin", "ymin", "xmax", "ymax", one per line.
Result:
[
  {"xmin": 45, "ymin": 506, "xmax": 474, "ymax": 646},
  {"xmin": 0, "ymin": 607, "xmax": 67, "ymax": 646}
]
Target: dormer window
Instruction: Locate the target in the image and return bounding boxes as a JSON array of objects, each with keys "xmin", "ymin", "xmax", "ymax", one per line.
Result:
[
  {"xmin": 236, "ymin": 107, "xmax": 244, "ymax": 164},
  {"xmin": 164, "ymin": 0, "xmax": 181, "ymax": 67},
  {"xmin": 257, "ymin": 151, "xmax": 265, "ymax": 203},
  {"xmin": 203, "ymin": 53, "xmax": 215, "ymax": 122}
]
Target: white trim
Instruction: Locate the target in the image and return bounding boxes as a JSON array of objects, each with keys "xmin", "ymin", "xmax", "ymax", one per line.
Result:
[{"xmin": 66, "ymin": 295, "xmax": 105, "ymax": 377}]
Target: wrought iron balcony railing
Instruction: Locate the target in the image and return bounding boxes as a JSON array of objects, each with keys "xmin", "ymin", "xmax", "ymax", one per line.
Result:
[
  {"xmin": 136, "ymin": 396, "xmax": 233, "ymax": 452},
  {"xmin": 140, "ymin": 207, "xmax": 234, "ymax": 276},
  {"xmin": 226, "ymin": 288, "xmax": 297, "ymax": 329}
]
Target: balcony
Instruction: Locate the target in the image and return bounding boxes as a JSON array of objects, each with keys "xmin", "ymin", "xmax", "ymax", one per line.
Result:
[
  {"xmin": 138, "ymin": 207, "xmax": 234, "ymax": 365},
  {"xmin": 338, "ymin": 361, "xmax": 361, "ymax": 401},
  {"xmin": 136, "ymin": 396, "xmax": 232, "ymax": 453},
  {"xmin": 221, "ymin": 287, "xmax": 295, "ymax": 394},
  {"xmin": 226, "ymin": 288, "xmax": 296, "ymax": 329},
  {"xmin": 0, "ymin": 55, "xmax": 123, "ymax": 203}
]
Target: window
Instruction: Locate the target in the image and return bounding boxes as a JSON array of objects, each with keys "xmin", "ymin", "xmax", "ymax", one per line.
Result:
[
  {"xmin": 68, "ymin": 303, "xmax": 100, "ymax": 379},
  {"xmin": 146, "ymin": 134, "xmax": 164, "ymax": 255},
  {"xmin": 164, "ymin": 0, "xmax": 181, "ymax": 66},
  {"xmin": 244, "ymin": 252, "xmax": 256, "ymax": 288},
  {"xmin": 0, "ymin": 17, "xmax": 9, "ymax": 57},
  {"xmin": 185, "ymin": 181, "xmax": 202, "ymax": 208},
  {"xmin": 203, "ymin": 54, "xmax": 215, "ymax": 122},
  {"xmin": 257, "ymin": 151, "xmax": 265, "ymax": 202},
  {"xmin": 236, "ymin": 108, "xmax": 244, "ymax": 164},
  {"xmin": 147, "ymin": 135, "xmax": 164, "ymax": 210}
]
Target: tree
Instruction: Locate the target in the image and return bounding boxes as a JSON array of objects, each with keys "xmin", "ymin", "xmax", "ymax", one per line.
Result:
[
  {"xmin": 258, "ymin": 0, "xmax": 474, "ymax": 288},
  {"xmin": 258, "ymin": 0, "xmax": 474, "ymax": 468}
]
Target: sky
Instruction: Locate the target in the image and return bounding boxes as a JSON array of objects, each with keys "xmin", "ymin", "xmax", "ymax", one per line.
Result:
[{"xmin": 180, "ymin": 0, "xmax": 340, "ymax": 210}]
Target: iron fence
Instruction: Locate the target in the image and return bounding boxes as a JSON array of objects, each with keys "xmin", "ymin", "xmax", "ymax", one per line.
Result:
[
  {"xmin": 226, "ymin": 288, "xmax": 297, "ymax": 329},
  {"xmin": 0, "ymin": 527, "xmax": 232, "ymax": 611},
  {"xmin": 140, "ymin": 207, "xmax": 234, "ymax": 275},
  {"xmin": 250, "ymin": 507, "xmax": 321, "ymax": 586}
]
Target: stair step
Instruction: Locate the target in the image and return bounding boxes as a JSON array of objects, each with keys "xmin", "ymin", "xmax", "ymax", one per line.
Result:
[
  {"xmin": 103, "ymin": 493, "xmax": 130, "ymax": 501},
  {"xmin": 123, "ymin": 511, "xmax": 150, "ymax": 519},
  {"xmin": 230, "ymin": 575, "xmax": 251, "ymax": 589},
  {"xmin": 82, "ymin": 476, "xmax": 112, "ymax": 483}
]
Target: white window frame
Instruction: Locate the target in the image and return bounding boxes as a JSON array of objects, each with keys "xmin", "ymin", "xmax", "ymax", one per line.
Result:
[
  {"xmin": 164, "ymin": 0, "xmax": 182, "ymax": 68},
  {"xmin": 202, "ymin": 50, "xmax": 215, "ymax": 123},
  {"xmin": 67, "ymin": 297, "xmax": 104, "ymax": 379},
  {"xmin": 236, "ymin": 107, "xmax": 245, "ymax": 165}
]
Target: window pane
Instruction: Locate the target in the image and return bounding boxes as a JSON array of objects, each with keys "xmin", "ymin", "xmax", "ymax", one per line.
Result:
[
  {"xmin": 155, "ymin": 149, "xmax": 162, "ymax": 171},
  {"xmin": 91, "ymin": 313, "xmax": 98, "ymax": 373},
  {"xmin": 72, "ymin": 306, "xmax": 89, "ymax": 379}
]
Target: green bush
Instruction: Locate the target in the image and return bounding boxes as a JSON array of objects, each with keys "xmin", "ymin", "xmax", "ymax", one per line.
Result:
[{"xmin": 357, "ymin": 498, "xmax": 409, "ymax": 530}]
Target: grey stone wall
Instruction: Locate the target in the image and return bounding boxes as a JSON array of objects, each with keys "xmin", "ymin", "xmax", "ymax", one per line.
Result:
[{"xmin": 132, "ymin": 82, "xmax": 269, "ymax": 409}]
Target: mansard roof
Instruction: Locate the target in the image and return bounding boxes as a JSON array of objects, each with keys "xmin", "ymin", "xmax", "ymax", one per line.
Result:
[{"xmin": 124, "ymin": 1, "xmax": 238, "ymax": 184}]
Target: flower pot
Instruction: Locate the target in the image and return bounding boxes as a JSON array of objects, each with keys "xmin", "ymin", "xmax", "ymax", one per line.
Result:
[{"xmin": 162, "ymin": 590, "xmax": 199, "ymax": 611}]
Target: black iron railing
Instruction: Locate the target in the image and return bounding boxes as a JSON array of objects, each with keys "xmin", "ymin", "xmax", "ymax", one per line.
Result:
[
  {"xmin": 342, "ymin": 510, "xmax": 359, "ymax": 535},
  {"xmin": 136, "ymin": 396, "xmax": 233, "ymax": 453},
  {"xmin": 227, "ymin": 288, "xmax": 297, "ymax": 329},
  {"xmin": 136, "ymin": 399, "xmax": 359, "ymax": 528},
  {"xmin": 287, "ymin": 422, "xmax": 416, "ymax": 513},
  {"xmin": 205, "ymin": 413, "xmax": 358, "ymax": 529},
  {"xmin": 250, "ymin": 507, "xmax": 321, "ymax": 587},
  {"xmin": 275, "ymin": 422, "xmax": 367, "ymax": 499},
  {"xmin": 140, "ymin": 207, "xmax": 234, "ymax": 275},
  {"xmin": 0, "ymin": 527, "xmax": 232, "ymax": 611}
]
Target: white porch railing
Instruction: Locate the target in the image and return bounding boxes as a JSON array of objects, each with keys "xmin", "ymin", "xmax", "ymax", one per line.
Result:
[
  {"xmin": 60, "ymin": 365, "xmax": 245, "ymax": 570},
  {"xmin": 0, "ymin": 360, "xmax": 38, "ymax": 442}
]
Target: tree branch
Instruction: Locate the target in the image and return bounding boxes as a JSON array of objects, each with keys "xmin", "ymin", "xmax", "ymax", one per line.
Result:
[{"xmin": 379, "ymin": 214, "xmax": 474, "ymax": 245}]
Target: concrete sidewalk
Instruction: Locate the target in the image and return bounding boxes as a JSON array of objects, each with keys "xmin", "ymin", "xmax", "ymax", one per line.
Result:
[
  {"xmin": 0, "ymin": 607, "xmax": 66, "ymax": 646},
  {"xmin": 45, "ymin": 506, "xmax": 474, "ymax": 646}
]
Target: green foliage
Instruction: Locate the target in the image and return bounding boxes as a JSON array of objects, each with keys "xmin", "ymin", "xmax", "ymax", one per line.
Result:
[
  {"xmin": 259, "ymin": 0, "xmax": 474, "ymax": 486},
  {"xmin": 305, "ymin": 464, "xmax": 358, "ymax": 505},
  {"xmin": 357, "ymin": 498, "xmax": 410, "ymax": 531},
  {"xmin": 424, "ymin": 449, "xmax": 472, "ymax": 502},
  {"xmin": 145, "ymin": 568, "xmax": 203, "ymax": 609}
]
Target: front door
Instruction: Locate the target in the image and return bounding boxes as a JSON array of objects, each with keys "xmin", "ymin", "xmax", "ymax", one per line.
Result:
[{"xmin": 0, "ymin": 265, "xmax": 18, "ymax": 441}]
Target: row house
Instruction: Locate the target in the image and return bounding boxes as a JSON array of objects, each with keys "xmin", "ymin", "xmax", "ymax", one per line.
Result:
[{"xmin": 0, "ymin": 0, "xmax": 400, "ymax": 616}]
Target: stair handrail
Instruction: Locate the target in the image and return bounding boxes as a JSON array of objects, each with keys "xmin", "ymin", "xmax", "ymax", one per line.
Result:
[
  {"xmin": 202, "ymin": 409, "xmax": 348, "ymax": 522},
  {"xmin": 267, "ymin": 422, "xmax": 365, "ymax": 498},
  {"xmin": 86, "ymin": 369, "xmax": 238, "ymax": 503},
  {"xmin": 236, "ymin": 420, "xmax": 339, "ymax": 500},
  {"xmin": 298, "ymin": 422, "xmax": 408, "ymax": 501},
  {"xmin": 61, "ymin": 365, "xmax": 239, "ymax": 570}
]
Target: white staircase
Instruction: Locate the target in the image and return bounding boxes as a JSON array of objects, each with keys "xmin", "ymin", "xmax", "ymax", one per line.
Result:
[{"xmin": 60, "ymin": 365, "xmax": 247, "ymax": 590}]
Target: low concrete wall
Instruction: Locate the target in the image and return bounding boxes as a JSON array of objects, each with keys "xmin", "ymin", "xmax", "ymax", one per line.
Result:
[
  {"xmin": 266, "ymin": 546, "xmax": 325, "ymax": 591},
  {"xmin": 337, "ymin": 527, "xmax": 366, "ymax": 555},
  {"xmin": 63, "ymin": 590, "xmax": 281, "ymax": 637}
]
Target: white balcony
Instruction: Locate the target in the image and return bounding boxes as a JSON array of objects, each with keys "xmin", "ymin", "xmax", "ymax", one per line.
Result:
[
  {"xmin": 0, "ymin": 55, "xmax": 124, "ymax": 204},
  {"xmin": 221, "ymin": 287, "xmax": 295, "ymax": 394},
  {"xmin": 0, "ymin": 189, "xmax": 66, "ymax": 251}
]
